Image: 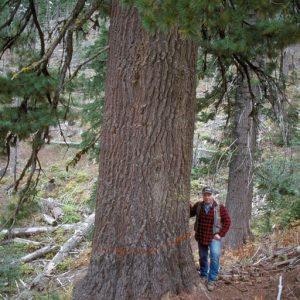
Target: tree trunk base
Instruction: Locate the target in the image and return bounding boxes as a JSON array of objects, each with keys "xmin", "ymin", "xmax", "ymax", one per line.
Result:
[{"xmin": 73, "ymin": 243, "xmax": 198, "ymax": 300}]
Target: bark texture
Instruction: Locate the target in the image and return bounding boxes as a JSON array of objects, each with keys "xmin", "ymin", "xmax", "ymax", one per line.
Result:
[
  {"xmin": 225, "ymin": 74, "xmax": 258, "ymax": 249},
  {"xmin": 73, "ymin": 1, "xmax": 198, "ymax": 299}
]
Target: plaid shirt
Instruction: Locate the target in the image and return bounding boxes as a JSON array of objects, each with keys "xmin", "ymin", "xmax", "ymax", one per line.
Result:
[{"xmin": 190, "ymin": 201, "xmax": 231, "ymax": 245}]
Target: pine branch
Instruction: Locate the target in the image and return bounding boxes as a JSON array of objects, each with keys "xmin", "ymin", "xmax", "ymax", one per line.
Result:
[
  {"xmin": 0, "ymin": 0, "xmax": 104, "ymax": 233},
  {"xmin": 12, "ymin": 0, "xmax": 103, "ymax": 77},
  {"xmin": 13, "ymin": 153, "xmax": 32, "ymax": 192},
  {"xmin": 10, "ymin": 0, "xmax": 86, "ymax": 77},
  {"xmin": 52, "ymin": 29, "xmax": 74, "ymax": 109},
  {"xmin": 0, "ymin": 0, "xmax": 9, "ymax": 11},
  {"xmin": 56, "ymin": 114, "xmax": 69, "ymax": 147},
  {"xmin": 0, "ymin": 0, "xmax": 21, "ymax": 31},
  {"xmin": 47, "ymin": 19, "xmax": 67, "ymax": 41},
  {"xmin": 29, "ymin": 0, "xmax": 45, "ymax": 57},
  {"xmin": 5, "ymin": 130, "xmax": 44, "ymax": 232},
  {"xmin": 32, "ymin": 156, "xmax": 42, "ymax": 191},
  {"xmin": 51, "ymin": 0, "xmax": 105, "ymax": 109},
  {"xmin": 13, "ymin": 129, "xmax": 43, "ymax": 192},
  {"xmin": 66, "ymin": 133, "xmax": 100, "ymax": 171},
  {"xmin": 0, "ymin": 132, "xmax": 13, "ymax": 183},
  {"xmin": 65, "ymin": 45, "xmax": 109, "ymax": 85},
  {"xmin": 0, "ymin": 6, "xmax": 32, "ymax": 59},
  {"xmin": 232, "ymin": 55, "xmax": 256, "ymax": 101}
]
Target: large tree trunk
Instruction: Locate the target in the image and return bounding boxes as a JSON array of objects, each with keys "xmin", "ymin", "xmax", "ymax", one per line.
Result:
[
  {"xmin": 225, "ymin": 73, "xmax": 258, "ymax": 249},
  {"xmin": 73, "ymin": 1, "xmax": 198, "ymax": 300}
]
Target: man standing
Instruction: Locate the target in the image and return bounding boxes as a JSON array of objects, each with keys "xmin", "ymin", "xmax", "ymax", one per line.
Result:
[{"xmin": 190, "ymin": 186, "xmax": 231, "ymax": 291}]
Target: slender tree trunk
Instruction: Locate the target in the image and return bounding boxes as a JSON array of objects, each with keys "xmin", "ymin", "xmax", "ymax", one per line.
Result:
[
  {"xmin": 225, "ymin": 73, "xmax": 258, "ymax": 249},
  {"xmin": 13, "ymin": 138, "xmax": 18, "ymax": 184},
  {"xmin": 73, "ymin": 1, "xmax": 198, "ymax": 299}
]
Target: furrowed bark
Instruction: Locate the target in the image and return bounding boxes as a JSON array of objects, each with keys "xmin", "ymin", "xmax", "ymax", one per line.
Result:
[
  {"xmin": 73, "ymin": 1, "xmax": 198, "ymax": 299},
  {"xmin": 225, "ymin": 72, "xmax": 258, "ymax": 249}
]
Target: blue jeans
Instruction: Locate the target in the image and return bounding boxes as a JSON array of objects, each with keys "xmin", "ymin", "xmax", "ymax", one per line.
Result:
[{"xmin": 198, "ymin": 239, "xmax": 221, "ymax": 282}]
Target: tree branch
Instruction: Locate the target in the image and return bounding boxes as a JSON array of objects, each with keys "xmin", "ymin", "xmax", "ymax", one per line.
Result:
[
  {"xmin": 0, "ymin": 0, "xmax": 21, "ymax": 31},
  {"xmin": 29, "ymin": 0, "xmax": 45, "ymax": 57},
  {"xmin": 26, "ymin": 0, "xmax": 104, "ymax": 76},
  {"xmin": 0, "ymin": 6, "xmax": 32, "ymax": 59},
  {"xmin": 64, "ymin": 45, "xmax": 109, "ymax": 85}
]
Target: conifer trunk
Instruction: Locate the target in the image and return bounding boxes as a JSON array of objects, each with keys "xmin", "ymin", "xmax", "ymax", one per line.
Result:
[
  {"xmin": 73, "ymin": 1, "xmax": 198, "ymax": 299},
  {"xmin": 225, "ymin": 73, "xmax": 258, "ymax": 249}
]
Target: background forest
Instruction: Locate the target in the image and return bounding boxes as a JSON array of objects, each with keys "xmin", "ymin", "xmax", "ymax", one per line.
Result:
[{"xmin": 0, "ymin": 0, "xmax": 299, "ymax": 299}]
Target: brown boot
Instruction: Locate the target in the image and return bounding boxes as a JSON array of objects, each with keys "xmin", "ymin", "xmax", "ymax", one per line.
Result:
[
  {"xmin": 199, "ymin": 276, "xmax": 207, "ymax": 284},
  {"xmin": 207, "ymin": 281, "xmax": 215, "ymax": 292}
]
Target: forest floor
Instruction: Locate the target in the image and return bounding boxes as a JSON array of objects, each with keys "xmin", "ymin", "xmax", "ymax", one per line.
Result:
[
  {"xmin": 53, "ymin": 227, "xmax": 299, "ymax": 300},
  {"xmin": 181, "ymin": 227, "xmax": 300, "ymax": 300},
  {"xmin": 0, "ymin": 140, "xmax": 299, "ymax": 299},
  {"xmin": 65, "ymin": 227, "xmax": 300, "ymax": 300}
]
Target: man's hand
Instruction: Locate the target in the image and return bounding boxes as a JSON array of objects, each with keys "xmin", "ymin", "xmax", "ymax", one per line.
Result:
[{"xmin": 214, "ymin": 234, "xmax": 221, "ymax": 240}]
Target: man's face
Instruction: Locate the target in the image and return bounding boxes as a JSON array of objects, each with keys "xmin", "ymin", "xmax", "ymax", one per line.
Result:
[{"xmin": 202, "ymin": 192, "xmax": 213, "ymax": 204}]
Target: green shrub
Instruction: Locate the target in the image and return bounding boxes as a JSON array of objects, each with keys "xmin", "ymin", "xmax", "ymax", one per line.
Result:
[
  {"xmin": 255, "ymin": 155, "xmax": 300, "ymax": 233},
  {"xmin": 190, "ymin": 180, "xmax": 201, "ymax": 193},
  {"xmin": 57, "ymin": 257, "xmax": 74, "ymax": 272},
  {"xmin": 62, "ymin": 204, "xmax": 81, "ymax": 223},
  {"xmin": 0, "ymin": 243, "xmax": 27, "ymax": 294}
]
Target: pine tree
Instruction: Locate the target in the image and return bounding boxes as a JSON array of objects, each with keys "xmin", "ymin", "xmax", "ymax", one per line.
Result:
[
  {"xmin": 73, "ymin": 1, "xmax": 300, "ymax": 299},
  {"xmin": 0, "ymin": 0, "xmax": 103, "ymax": 226},
  {"xmin": 1, "ymin": 0, "xmax": 300, "ymax": 298},
  {"xmin": 73, "ymin": 2, "xmax": 198, "ymax": 298},
  {"xmin": 224, "ymin": 71, "xmax": 259, "ymax": 248}
]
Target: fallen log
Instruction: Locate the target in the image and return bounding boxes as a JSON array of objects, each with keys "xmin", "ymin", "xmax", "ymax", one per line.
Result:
[
  {"xmin": 30, "ymin": 213, "xmax": 95, "ymax": 290},
  {"xmin": 253, "ymin": 255, "xmax": 267, "ymax": 266},
  {"xmin": 0, "ymin": 238, "xmax": 42, "ymax": 246},
  {"xmin": 274, "ymin": 257, "xmax": 298, "ymax": 267},
  {"xmin": 13, "ymin": 238, "xmax": 42, "ymax": 246},
  {"xmin": 42, "ymin": 214, "xmax": 57, "ymax": 226},
  {"xmin": 20, "ymin": 244, "xmax": 59, "ymax": 263},
  {"xmin": 0, "ymin": 223, "xmax": 79, "ymax": 239},
  {"xmin": 273, "ymin": 246, "xmax": 295, "ymax": 257},
  {"xmin": 42, "ymin": 198, "xmax": 63, "ymax": 221},
  {"xmin": 49, "ymin": 140, "xmax": 80, "ymax": 146}
]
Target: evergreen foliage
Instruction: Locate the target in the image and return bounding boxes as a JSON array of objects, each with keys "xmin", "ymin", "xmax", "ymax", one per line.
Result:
[
  {"xmin": 0, "ymin": 3, "xmax": 299, "ymax": 299},
  {"xmin": 77, "ymin": 21, "xmax": 108, "ymax": 161},
  {"xmin": 0, "ymin": 0, "xmax": 104, "ymax": 226},
  {"xmin": 127, "ymin": 0, "xmax": 300, "ymax": 56},
  {"xmin": 256, "ymin": 155, "xmax": 300, "ymax": 231},
  {"xmin": 0, "ymin": 0, "xmax": 299, "ymax": 231},
  {"xmin": 129, "ymin": 0, "xmax": 300, "ymax": 136},
  {"xmin": 0, "ymin": 243, "xmax": 27, "ymax": 294}
]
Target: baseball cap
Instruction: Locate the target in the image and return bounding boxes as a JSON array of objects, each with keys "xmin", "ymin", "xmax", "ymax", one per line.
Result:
[{"xmin": 202, "ymin": 186, "xmax": 213, "ymax": 194}]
